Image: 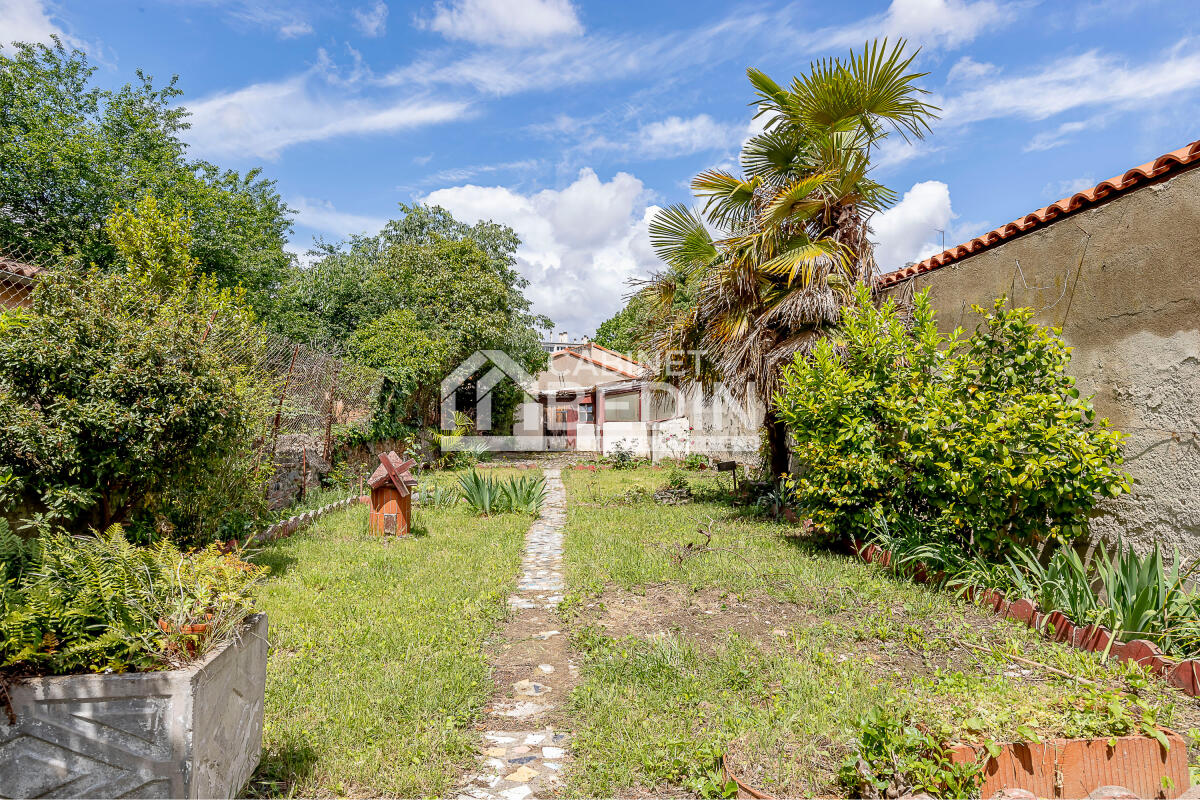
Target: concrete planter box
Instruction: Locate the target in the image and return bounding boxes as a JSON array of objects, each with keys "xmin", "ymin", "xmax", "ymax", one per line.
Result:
[{"xmin": 0, "ymin": 613, "xmax": 268, "ymax": 799}]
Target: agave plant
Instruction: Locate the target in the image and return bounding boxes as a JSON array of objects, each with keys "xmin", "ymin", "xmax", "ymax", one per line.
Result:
[
  {"xmin": 1005, "ymin": 545, "xmax": 1098, "ymax": 624},
  {"xmin": 419, "ymin": 483, "xmax": 461, "ymax": 509},
  {"xmin": 458, "ymin": 469, "xmax": 503, "ymax": 515},
  {"xmin": 1095, "ymin": 541, "xmax": 1200, "ymax": 655},
  {"xmin": 501, "ymin": 475, "xmax": 548, "ymax": 515}
]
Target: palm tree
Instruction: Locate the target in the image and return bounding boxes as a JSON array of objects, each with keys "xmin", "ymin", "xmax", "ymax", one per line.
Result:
[{"xmin": 639, "ymin": 39, "xmax": 938, "ymax": 476}]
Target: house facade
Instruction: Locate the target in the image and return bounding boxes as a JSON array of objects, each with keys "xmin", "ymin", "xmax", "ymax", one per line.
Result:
[
  {"xmin": 523, "ymin": 343, "xmax": 761, "ymax": 462},
  {"xmin": 877, "ymin": 139, "xmax": 1200, "ymax": 556}
]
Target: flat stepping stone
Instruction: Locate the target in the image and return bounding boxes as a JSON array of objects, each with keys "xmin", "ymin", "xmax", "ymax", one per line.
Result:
[{"xmin": 513, "ymin": 679, "xmax": 551, "ymax": 696}]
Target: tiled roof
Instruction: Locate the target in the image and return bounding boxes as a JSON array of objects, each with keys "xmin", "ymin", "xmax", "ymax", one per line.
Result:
[
  {"xmin": 0, "ymin": 257, "xmax": 45, "ymax": 281},
  {"xmin": 876, "ymin": 139, "xmax": 1200, "ymax": 288}
]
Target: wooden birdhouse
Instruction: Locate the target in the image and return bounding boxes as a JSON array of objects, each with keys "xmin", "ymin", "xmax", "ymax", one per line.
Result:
[{"xmin": 366, "ymin": 451, "xmax": 418, "ymax": 536}]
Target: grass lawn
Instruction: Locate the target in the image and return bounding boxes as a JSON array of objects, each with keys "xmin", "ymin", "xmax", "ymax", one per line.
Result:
[
  {"xmin": 248, "ymin": 501, "xmax": 528, "ymax": 797},
  {"xmin": 559, "ymin": 467, "xmax": 1200, "ymax": 797}
]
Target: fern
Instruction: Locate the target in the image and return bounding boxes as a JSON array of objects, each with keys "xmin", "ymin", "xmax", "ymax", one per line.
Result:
[{"xmin": 1, "ymin": 525, "xmax": 266, "ymax": 676}]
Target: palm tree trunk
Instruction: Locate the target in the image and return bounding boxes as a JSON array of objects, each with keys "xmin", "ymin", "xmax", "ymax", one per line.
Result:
[{"xmin": 765, "ymin": 408, "xmax": 790, "ymax": 477}]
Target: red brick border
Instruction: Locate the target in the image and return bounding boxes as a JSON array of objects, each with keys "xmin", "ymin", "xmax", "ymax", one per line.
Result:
[{"xmin": 851, "ymin": 541, "xmax": 1200, "ymax": 698}]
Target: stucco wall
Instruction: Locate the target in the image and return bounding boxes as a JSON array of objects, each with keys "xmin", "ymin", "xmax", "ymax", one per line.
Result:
[{"xmin": 883, "ymin": 166, "xmax": 1200, "ymax": 555}]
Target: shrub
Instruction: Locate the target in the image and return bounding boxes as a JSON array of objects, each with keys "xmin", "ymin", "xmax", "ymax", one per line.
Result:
[
  {"xmin": 0, "ymin": 198, "xmax": 274, "ymax": 542},
  {"xmin": 458, "ymin": 470, "xmax": 547, "ymax": 516},
  {"xmin": 500, "ymin": 474, "xmax": 548, "ymax": 515},
  {"xmin": 0, "ymin": 521, "xmax": 266, "ymax": 676},
  {"xmin": 774, "ymin": 287, "xmax": 1129, "ymax": 557}
]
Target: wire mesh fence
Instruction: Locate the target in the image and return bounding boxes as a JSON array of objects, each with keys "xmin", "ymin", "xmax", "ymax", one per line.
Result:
[{"xmin": 0, "ymin": 241, "xmax": 383, "ymax": 506}]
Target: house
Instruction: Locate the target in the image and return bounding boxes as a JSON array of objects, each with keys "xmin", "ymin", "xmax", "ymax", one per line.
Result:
[
  {"xmin": 540, "ymin": 331, "xmax": 592, "ymax": 353},
  {"xmin": 524, "ymin": 342, "xmax": 761, "ymax": 462},
  {"xmin": 0, "ymin": 256, "xmax": 45, "ymax": 309},
  {"xmin": 877, "ymin": 139, "xmax": 1200, "ymax": 556}
]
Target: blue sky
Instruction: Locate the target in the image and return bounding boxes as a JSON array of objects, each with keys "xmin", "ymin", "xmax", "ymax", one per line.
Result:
[{"xmin": 3, "ymin": 0, "xmax": 1198, "ymax": 335}]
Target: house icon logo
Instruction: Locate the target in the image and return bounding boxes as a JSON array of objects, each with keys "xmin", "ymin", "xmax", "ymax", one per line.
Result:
[{"xmin": 439, "ymin": 350, "xmax": 543, "ymax": 451}]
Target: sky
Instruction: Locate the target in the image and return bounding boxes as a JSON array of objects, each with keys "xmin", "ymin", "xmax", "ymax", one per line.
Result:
[{"xmin": 3, "ymin": 0, "xmax": 1198, "ymax": 336}]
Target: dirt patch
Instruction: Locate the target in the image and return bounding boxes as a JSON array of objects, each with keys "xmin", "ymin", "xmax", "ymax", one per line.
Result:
[{"xmin": 482, "ymin": 608, "xmax": 580, "ymax": 732}]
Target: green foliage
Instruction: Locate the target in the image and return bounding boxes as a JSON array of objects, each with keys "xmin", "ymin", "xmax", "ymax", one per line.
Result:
[
  {"xmin": 457, "ymin": 470, "xmax": 547, "ymax": 516},
  {"xmin": 417, "ymin": 483, "xmax": 461, "ymax": 509},
  {"xmin": 1093, "ymin": 542, "xmax": 1200, "ymax": 657},
  {"xmin": 0, "ymin": 524, "xmax": 265, "ymax": 676},
  {"xmin": 604, "ymin": 440, "xmax": 642, "ymax": 470},
  {"xmin": 840, "ymin": 706, "xmax": 981, "ymax": 799},
  {"xmin": 0, "ymin": 39, "xmax": 292, "ymax": 305},
  {"xmin": 774, "ymin": 286, "xmax": 1129, "ymax": 557},
  {"xmin": 0, "ymin": 199, "xmax": 273, "ymax": 540},
  {"xmin": 593, "ymin": 296, "xmax": 647, "ymax": 354},
  {"xmin": 273, "ymin": 206, "xmax": 547, "ymax": 438},
  {"xmin": 501, "ymin": 474, "xmax": 549, "ymax": 514},
  {"xmin": 459, "ymin": 470, "xmax": 504, "ymax": 516}
]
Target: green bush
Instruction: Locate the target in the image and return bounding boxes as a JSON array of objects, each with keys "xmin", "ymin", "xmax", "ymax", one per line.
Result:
[
  {"xmin": 0, "ymin": 198, "xmax": 274, "ymax": 542},
  {"xmin": 0, "ymin": 521, "xmax": 266, "ymax": 676},
  {"xmin": 458, "ymin": 470, "xmax": 546, "ymax": 516},
  {"xmin": 774, "ymin": 287, "xmax": 1129, "ymax": 557}
]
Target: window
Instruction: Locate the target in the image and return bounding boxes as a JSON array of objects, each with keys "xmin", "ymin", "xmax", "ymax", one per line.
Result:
[
  {"xmin": 603, "ymin": 392, "xmax": 640, "ymax": 422},
  {"xmin": 579, "ymin": 402, "xmax": 594, "ymax": 423},
  {"xmin": 648, "ymin": 389, "xmax": 677, "ymax": 421}
]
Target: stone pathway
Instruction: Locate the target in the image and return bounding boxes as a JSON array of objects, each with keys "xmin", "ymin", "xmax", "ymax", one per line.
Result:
[{"xmin": 459, "ymin": 469, "xmax": 574, "ymax": 800}]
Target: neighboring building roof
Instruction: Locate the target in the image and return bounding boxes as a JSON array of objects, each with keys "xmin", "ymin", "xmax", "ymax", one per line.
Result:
[
  {"xmin": 876, "ymin": 139, "xmax": 1200, "ymax": 289},
  {"xmin": 553, "ymin": 347, "xmax": 642, "ymax": 379},
  {"xmin": 0, "ymin": 256, "xmax": 46, "ymax": 282}
]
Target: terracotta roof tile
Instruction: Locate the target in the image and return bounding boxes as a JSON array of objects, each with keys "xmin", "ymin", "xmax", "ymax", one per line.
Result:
[
  {"xmin": 0, "ymin": 257, "xmax": 45, "ymax": 281},
  {"xmin": 876, "ymin": 139, "xmax": 1200, "ymax": 288}
]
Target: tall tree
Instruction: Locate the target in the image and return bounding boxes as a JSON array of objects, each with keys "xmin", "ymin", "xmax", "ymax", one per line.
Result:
[
  {"xmin": 0, "ymin": 39, "xmax": 293, "ymax": 307},
  {"xmin": 641, "ymin": 40, "xmax": 938, "ymax": 475},
  {"xmin": 274, "ymin": 205, "xmax": 550, "ymax": 433}
]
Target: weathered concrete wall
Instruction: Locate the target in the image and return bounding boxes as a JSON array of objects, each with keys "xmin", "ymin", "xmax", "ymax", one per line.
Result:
[
  {"xmin": 268, "ymin": 433, "xmax": 329, "ymax": 509},
  {"xmin": 885, "ymin": 166, "xmax": 1200, "ymax": 555},
  {"xmin": 0, "ymin": 614, "xmax": 268, "ymax": 799}
]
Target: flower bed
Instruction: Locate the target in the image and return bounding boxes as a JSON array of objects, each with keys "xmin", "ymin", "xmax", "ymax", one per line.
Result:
[{"xmin": 854, "ymin": 541, "xmax": 1200, "ymax": 697}]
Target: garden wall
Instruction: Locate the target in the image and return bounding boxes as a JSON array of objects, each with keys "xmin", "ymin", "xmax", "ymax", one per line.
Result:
[{"xmin": 882, "ymin": 164, "xmax": 1200, "ymax": 557}]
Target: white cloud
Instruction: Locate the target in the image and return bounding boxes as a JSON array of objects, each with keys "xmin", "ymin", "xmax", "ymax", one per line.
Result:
[
  {"xmin": 421, "ymin": 0, "xmax": 582, "ymax": 47},
  {"xmin": 940, "ymin": 42, "xmax": 1200, "ymax": 126},
  {"xmin": 290, "ymin": 196, "xmax": 388, "ymax": 238},
  {"xmin": 947, "ymin": 56, "xmax": 996, "ymax": 82},
  {"xmin": 184, "ymin": 65, "xmax": 471, "ymax": 160},
  {"xmin": 870, "ymin": 181, "xmax": 954, "ymax": 272},
  {"xmin": 1042, "ymin": 175, "xmax": 1097, "ymax": 201},
  {"xmin": 636, "ymin": 115, "xmax": 745, "ymax": 159},
  {"xmin": 0, "ymin": 0, "xmax": 79, "ymax": 48},
  {"xmin": 388, "ymin": 10, "xmax": 773, "ymax": 95},
  {"xmin": 423, "ymin": 168, "xmax": 658, "ymax": 334},
  {"xmin": 187, "ymin": 1, "xmax": 315, "ymax": 38},
  {"xmin": 817, "ymin": 0, "xmax": 1013, "ymax": 51},
  {"xmin": 353, "ymin": 1, "xmax": 388, "ymax": 37},
  {"xmin": 1024, "ymin": 119, "xmax": 1095, "ymax": 152},
  {"xmin": 419, "ymin": 159, "xmax": 539, "ymax": 185}
]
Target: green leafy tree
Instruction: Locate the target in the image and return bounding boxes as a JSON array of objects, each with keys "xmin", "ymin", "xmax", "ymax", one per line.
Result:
[
  {"xmin": 0, "ymin": 39, "xmax": 292, "ymax": 306},
  {"xmin": 0, "ymin": 197, "xmax": 273, "ymax": 540},
  {"xmin": 593, "ymin": 296, "xmax": 647, "ymax": 354},
  {"xmin": 275, "ymin": 205, "xmax": 548, "ymax": 434},
  {"xmin": 774, "ymin": 287, "xmax": 1130, "ymax": 556}
]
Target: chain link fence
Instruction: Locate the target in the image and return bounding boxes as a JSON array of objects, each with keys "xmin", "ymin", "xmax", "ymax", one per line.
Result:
[{"xmin": 0, "ymin": 241, "xmax": 383, "ymax": 508}]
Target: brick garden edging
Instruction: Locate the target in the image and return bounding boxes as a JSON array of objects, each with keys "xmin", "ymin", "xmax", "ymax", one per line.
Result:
[
  {"xmin": 251, "ymin": 496, "xmax": 361, "ymax": 544},
  {"xmin": 947, "ymin": 730, "xmax": 1189, "ymax": 799},
  {"xmin": 852, "ymin": 541, "xmax": 1200, "ymax": 698}
]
